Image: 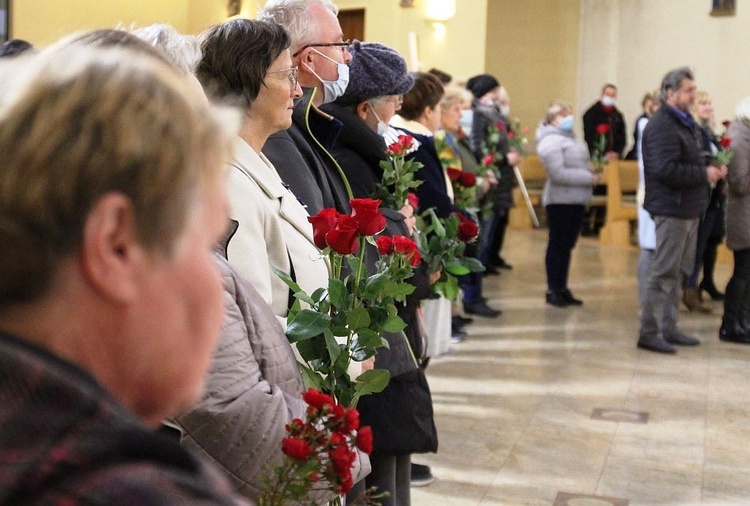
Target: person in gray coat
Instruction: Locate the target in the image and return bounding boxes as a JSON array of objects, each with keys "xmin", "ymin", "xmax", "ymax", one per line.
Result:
[
  {"xmin": 536, "ymin": 99, "xmax": 601, "ymax": 307},
  {"xmin": 720, "ymin": 97, "xmax": 750, "ymax": 343}
]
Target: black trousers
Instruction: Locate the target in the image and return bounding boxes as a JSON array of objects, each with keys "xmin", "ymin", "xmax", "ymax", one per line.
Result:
[
  {"xmin": 723, "ymin": 248, "xmax": 750, "ymax": 325},
  {"xmin": 545, "ymin": 204, "xmax": 585, "ymax": 292}
]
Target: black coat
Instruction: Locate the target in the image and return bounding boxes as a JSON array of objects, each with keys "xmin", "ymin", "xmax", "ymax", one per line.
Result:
[
  {"xmin": 582, "ymin": 101, "xmax": 627, "ymax": 157},
  {"xmin": 642, "ymin": 105, "xmax": 709, "ymax": 219}
]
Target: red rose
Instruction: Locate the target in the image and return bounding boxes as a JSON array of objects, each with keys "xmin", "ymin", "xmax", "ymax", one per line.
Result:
[
  {"xmin": 285, "ymin": 418, "xmax": 305, "ymax": 436},
  {"xmin": 329, "ymin": 445, "xmax": 355, "ymax": 474},
  {"xmin": 723, "ymin": 120, "xmax": 732, "ymax": 128},
  {"xmin": 376, "ymin": 236, "xmax": 394, "ymax": 255},
  {"xmin": 302, "ymin": 388, "xmax": 334, "ymax": 411},
  {"xmin": 342, "ymin": 407, "xmax": 360, "ymax": 432},
  {"xmin": 407, "ymin": 249, "xmax": 421, "ymax": 267},
  {"xmin": 495, "ymin": 121, "xmax": 507, "ymax": 131},
  {"xmin": 454, "ymin": 213, "xmax": 479, "ymax": 242},
  {"xmin": 350, "ymin": 198, "xmax": 386, "ymax": 236},
  {"xmin": 397, "ymin": 134, "xmax": 414, "ymax": 151},
  {"xmin": 459, "ymin": 171, "xmax": 477, "ymax": 187},
  {"xmin": 338, "ymin": 475, "xmax": 354, "ymax": 495},
  {"xmin": 482, "ymin": 153, "xmax": 495, "ymax": 166},
  {"xmin": 329, "ymin": 432, "xmax": 346, "ymax": 447},
  {"xmin": 308, "ymin": 208, "xmax": 339, "ymax": 250},
  {"xmin": 446, "ymin": 167, "xmax": 462, "ymax": 181},
  {"xmin": 407, "ymin": 192, "xmax": 419, "ymax": 210},
  {"xmin": 309, "ymin": 472, "xmax": 320, "ymax": 483},
  {"xmin": 721, "ymin": 137, "xmax": 732, "ymax": 149},
  {"xmin": 596, "ymin": 123, "xmax": 610, "ymax": 135},
  {"xmin": 392, "ymin": 235, "xmax": 421, "ymax": 266},
  {"xmin": 356, "ymin": 426, "xmax": 373, "ymax": 454},
  {"xmin": 281, "ymin": 437, "xmax": 313, "ymax": 461},
  {"xmin": 326, "ymin": 214, "xmax": 359, "ymax": 255}
]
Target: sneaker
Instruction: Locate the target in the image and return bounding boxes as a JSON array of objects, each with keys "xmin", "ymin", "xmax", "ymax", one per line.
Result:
[
  {"xmin": 451, "ymin": 329, "xmax": 467, "ymax": 344},
  {"xmin": 411, "ymin": 463, "xmax": 434, "ymax": 487}
]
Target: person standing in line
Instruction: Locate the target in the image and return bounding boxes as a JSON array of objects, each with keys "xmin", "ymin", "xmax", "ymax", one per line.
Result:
[
  {"xmin": 536, "ymin": 100, "xmax": 601, "ymax": 307},
  {"xmin": 637, "ymin": 67, "xmax": 727, "ymax": 354},
  {"xmin": 719, "ymin": 97, "xmax": 750, "ymax": 344}
]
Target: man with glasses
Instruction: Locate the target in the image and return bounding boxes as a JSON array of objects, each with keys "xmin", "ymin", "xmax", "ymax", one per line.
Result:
[
  {"xmin": 260, "ymin": 0, "xmax": 354, "ymax": 215},
  {"xmin": 638, "ymin": 67, "xmax": 727, "ymax": 354}
]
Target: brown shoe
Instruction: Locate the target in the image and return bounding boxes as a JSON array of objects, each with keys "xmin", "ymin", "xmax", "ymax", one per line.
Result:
[{"xmin": 682, "ymin": 288, "xmax": 711, "ymax": 314}]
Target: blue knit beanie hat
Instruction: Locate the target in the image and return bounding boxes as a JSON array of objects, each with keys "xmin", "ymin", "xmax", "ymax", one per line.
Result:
[
  {"xmin": 466, "ymin": 74, "xmax": 500, "ymax": 99},
  {"xmin": 335, "ymin": 40, "xmax": 414, "ymax": 105}
]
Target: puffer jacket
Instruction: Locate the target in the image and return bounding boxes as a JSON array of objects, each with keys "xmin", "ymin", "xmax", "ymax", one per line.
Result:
[
  {"xmin": 642, "ymin": 105, "xmax": 709, "ymax": 219},
  {"xmin": 726, "ymin": 119, "xmax": 750, "ymax": 251},
  {"xmin": 535, "ymin": 122, "xmax": 595, "ymax": 206},
  {"xmin": 175, "ymin": 254, "xmax": 368, "ymax": 504}
]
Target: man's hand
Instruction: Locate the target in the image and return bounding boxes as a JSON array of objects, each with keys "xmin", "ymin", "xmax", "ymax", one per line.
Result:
[
  {"xmin": 399, "ymin": 203, "xmax": 416, "ymax": 236},
  {"xmin": 506, "ymin": 149, "xmax": 522, "ymax": 167},
  {"xmin": 706, "ymin": 164, "xmax": 728, "ymax": 184},
  {"xmin": 605, "ymin": 151, "xmax": 620, "ymax": 161},
  {"xmin": 591, "ymin": 171, "xmax": 603, "ymax": 185}
]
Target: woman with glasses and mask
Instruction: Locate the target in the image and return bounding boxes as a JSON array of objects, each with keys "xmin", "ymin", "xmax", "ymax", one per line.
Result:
[
  {"xmin": 196, "ymin": 18, "xmax": 327, "ymax": 326},
  {"xmin": 536, "ymin": 100, "xmax": 601, "ymax": 307}
]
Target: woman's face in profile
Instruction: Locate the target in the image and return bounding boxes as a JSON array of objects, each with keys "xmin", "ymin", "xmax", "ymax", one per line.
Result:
[{"xmin": 251, "ymin": 49, "xmax": 302, "ymax": 135}]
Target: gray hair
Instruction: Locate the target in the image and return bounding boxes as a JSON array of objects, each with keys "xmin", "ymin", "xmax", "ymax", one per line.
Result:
[
  {"xmin": 258, "ymin": 0, "xmax": 339, "ymax": 54},
  {"xmin": 544, "ymin": 99, "xmax": 572, "ymax": 124},
  {"xmin": 660, "ymin": 66, "xmax": 694, "ymax": 103},
  {"xmin": 736, "ymin": 96, "xmax": 750, "ymax": 122},
  {"xmin": 132, "ymin": 24, "xmax": 201, "ymax": 74}
]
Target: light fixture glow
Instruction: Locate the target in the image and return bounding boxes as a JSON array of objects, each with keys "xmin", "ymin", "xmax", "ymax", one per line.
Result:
[{"xmin": 424, "ymin": 0, "xmax": 456, "ymax": 21}]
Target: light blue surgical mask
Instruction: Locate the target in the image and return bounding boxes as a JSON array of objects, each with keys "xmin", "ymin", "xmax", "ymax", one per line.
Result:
[
  {"xmin": 303, "ymin": 48, "xmax": 350, "ymax": 104},
  {"xmin": 500, "ymin": 105, "xmax": 510, "ymax": 118},
  {"xmin": 558, "ymin": 115, "xmax": 574, "ymax": 131},
  {"xmin": 601, "ymin": 96, "xmax": 617, "ymax": 107},
  {"xmin": 368, "ymin": 103, "xmax": 389, "ymax": 137},
  {"xmin": 459, "ymin": 109, "xmax": 473, "ymax": 131}
]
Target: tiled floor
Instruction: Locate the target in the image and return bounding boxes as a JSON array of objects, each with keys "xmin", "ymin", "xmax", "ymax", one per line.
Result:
[{"xmin": 411, "ymin": 229, "xmax": 750, "ymax": 506}]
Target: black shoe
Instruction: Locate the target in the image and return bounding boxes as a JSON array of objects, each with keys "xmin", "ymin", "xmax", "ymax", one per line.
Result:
[
  {"xmin": 665, "ymin": 332, "xmax": 701, "ymax": 346},
  {"xmin": 545, "ymin": 291, "xmax": 568, "ymax": 307},
  {"xmin": 490, "ymin": 256, "xmax": 513, "ymax": 270},
  {"xmin": 451, "ymin": 329, "xmax": 467, "ymax": 344},
  {"xmin": 411, "ymin": 463, "xmax": 434, "ymax": 487},
  {"xmin": 483, "ymin": 264, "xmax": 501, "ymax": 276},
  {"xmin": 719, "ymin": 321, "xmax": 750, "ymax": 344},
  {"xmin": 453, "ymin": 315, "xmax": 474, "ymax": 326},
  {"xmin": 562, "ymin": 289, "xmax": 583, "ymax": 306},
  {"xmin": 700, "ymin": 281, "xmax": 724, "ymax": 301},
  {"xmin": 463, "ymin": 300, "xmax": 501, "ymax": 317},
  {"xmin": 637, "ymin": 335, "xmax": 677, "ymax": 354}
]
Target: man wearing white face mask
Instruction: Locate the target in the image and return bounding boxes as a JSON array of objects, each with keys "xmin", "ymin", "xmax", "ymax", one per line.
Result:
[{"xmin": 260, "ymin": 0, "xmax": 355, "ymax": 215}]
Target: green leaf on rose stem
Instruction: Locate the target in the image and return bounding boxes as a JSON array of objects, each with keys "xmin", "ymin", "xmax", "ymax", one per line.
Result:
[
  {"xmin": 350, "ymin": 346, "xmax": 376, "ymax": 362},
  {"xmin": 351, "ymin": 369, "xmax": 391, "ymax": 405},
  {"xmin": 272, "ymin": 266, "xmax": 303, "ymax": 294},
  {"xmin": 381, "ymin": 314, "xmax": 408, "ymax": 333},
  {"xmin": 444, "ymin": 258, "xmax": 470, "ymax": 276},
  {"xmin": 354, "ymin": 328, "xmax": 389, "ymax": 350},
  {"xmin": 298, "ymin": 365, "xmax": 325, "ymax": 391},
  {"xmin": 324, "ymin": 328, "xmax": 342, "ymax": 364},
  {"xmin": 296, "ymin": 334, "xmax": 327, "ymax": 363},
  {"xmin": 346, "ymin": 306, "xmax": 371, "ymax": 330},
  {"xmin": 462, "ymin": 256, "xmax": 486, "ymax": 273},
  {"xmin": 427, "ymin": 209, "xmax": 446, "ymax": 238},
  {"xmin": 309, "ymin": 286, "xmax": 327, "ymax": 303},
  {"xmin": 383, "ymin": 281, "xmax": 416, "ymax": 300},
  {"xmin": 362, "ymin": 272, "xmax": 388, "ymax": 299},
  {"xmin": 442, "ymin": 274, "xmax": 460, "ymax": 301},
  {"xmin": 285, "ymin": 309, "xmax": 330, "ymax": 342},
  {"xmin": 327, "ymin": 278, "xmax": 348, "ymax": 310},
  {"xmin": 291, "ymin": 290, "xmax": 315, "ymax": 306},
  {"xmin": 347, "ymin": 255, "xmax": 362, "ymax": 277}
]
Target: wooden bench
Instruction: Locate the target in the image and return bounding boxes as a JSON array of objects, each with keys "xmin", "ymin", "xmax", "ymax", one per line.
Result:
[
  {"xmin": 508, "ymin": 155, "xmax": 546, "ymax": 230},
  {"xmin": 598, "ymin": 160, "xmax": 640, "ymax": 246}
]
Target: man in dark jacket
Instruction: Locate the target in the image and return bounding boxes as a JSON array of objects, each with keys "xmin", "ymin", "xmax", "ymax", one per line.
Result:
[
  {"xmin": 259, "ymin": 0, "xmax": 353, "ymax": 215},
  {"xmin": 638, "ymin": 67, "xmax": 727, "ymax": 354}
]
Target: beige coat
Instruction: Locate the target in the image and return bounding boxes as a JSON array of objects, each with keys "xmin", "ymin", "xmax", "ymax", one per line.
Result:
[
  {"xmin": 726, "ymin": 120, "xmax": 750, "ymax": 251},
  {"xmin": 225, "ymin": 137, "xmax": 330, "ymax": 322}
]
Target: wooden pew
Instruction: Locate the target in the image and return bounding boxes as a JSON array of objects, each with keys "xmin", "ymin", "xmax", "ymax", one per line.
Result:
[
  {"xmin": 598, "ymin": 160, "xmax": 640, "ymax": 246},
  {"xmin": 508, "ymin": 155, "xmax": 546, "ymax": 230}
]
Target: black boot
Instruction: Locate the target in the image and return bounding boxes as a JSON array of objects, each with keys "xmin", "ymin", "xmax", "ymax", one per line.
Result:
[
  {"xmin": 545, "ymin": 291, "xmax": 568, "ymax": 307},
  {"xmin": 719, "ymin": 318, "xmax": 750, "ymax": 344},
  {"xmin": 700, "ymin": 280, "xmax": 724, "ymax": 301}
]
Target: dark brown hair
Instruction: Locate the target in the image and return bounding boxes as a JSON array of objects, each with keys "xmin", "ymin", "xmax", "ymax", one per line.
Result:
[{"xmin": 399, "ymin": 72, "xmax": 444, "ymax": 121}]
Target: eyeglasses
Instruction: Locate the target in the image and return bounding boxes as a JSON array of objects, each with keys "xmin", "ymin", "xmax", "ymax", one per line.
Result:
[
  {"xmin": 383, "ymin": 95, "xmax": 403, "ymax": 106},
  {"xmin": 267, "ymin": 66, "xmax": 299, "ymax": 89},
  {"xmin": 292, "ymin": 39, "xmax": 350, "ymax": 58}
]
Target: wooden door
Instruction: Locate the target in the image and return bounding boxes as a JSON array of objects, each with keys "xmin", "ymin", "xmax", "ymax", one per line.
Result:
[{"xmin": 339, "ymin": 8, "xmax": 365, "ymax": 42}]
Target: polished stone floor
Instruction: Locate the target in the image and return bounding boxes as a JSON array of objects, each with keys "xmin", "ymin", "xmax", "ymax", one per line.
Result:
[{"xmin": 411, "ymin": 229, "xmax": 750, "ymax": 506}]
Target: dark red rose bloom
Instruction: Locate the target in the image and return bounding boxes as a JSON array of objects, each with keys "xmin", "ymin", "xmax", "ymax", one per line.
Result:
[
  {"xmin": 723, "ymin": 120, "xmax": 732, "ymax": 128},
  {"xmin": 302, "ymin": 388, "xmax": 334, "ymax": 411},
  {"xmin": 407, "ymin": 249, "xmax": 422, "ymax": 267},
  {"xmin": 507, "ymin": 130, "xmax": 516, "ymax": 139},
  {"xmin": 350, "ymin": 198, "xmax": 386, "ymax": 236},
  {"xmin": 285, "ymin": 418, "xmax": 305, "ymax": 436},
  {"xmin": 495, "ymin": 121, "xmax": 507, "ymax": 131},
  {"xmin": 407, "ymin": 192, "xmax": 419, "ymax": 210},
  {"xmin": 329, "ymin": 432, "xmax": 346, "ymax": 447},
  {"xmin": 596, "ymin": 123, "xmax": 610, "ymax": 135},
  {"xmin": 459, "ymin": 171, "xmax": 477, "ymax": 187},
  {"xmin": 309, "ymin": 472, "xmax": 320, "ymax": 483},
  {"xmin": 454, "ymin": 213, "xmax": 479, "ymax": 242},
  {"xmin": 281, "ymin": 437, "xmax": 313, "ymax": 460},
  {"xmin": 356, "ymin": 425, "xmax": 373, "ymax": 454},
  {"xmin": 721, "ymin": 137, "xmax": 732, "ymax": 149},
  {"xmin": 446, "ymin": 167, "xmax": 462, "ymax": 181},
  {"xmin": 331, "ymin": 403, "xmax": 346, "ymax": 423},
  {"xmin": 338, "ymin": 475, "xmax": 354, "ymax": 495},
  {"xmin": 386, "ymin": 134, "xmax": 414, "ymax": 157},
  {"xmin": 343, "ymin": 407, "xmax": 360, "ymax": 432},
  {"xmin": 398, "ymin": 134, "xmax": 414, "ymax": 151},
  {"xmin": 326, "ymin": 214, "xmax": 359, "ymax": 255},
  {"xmin": 308, "ymin": 208, "xmax": 339, "ymax": 250},
  {"xmin": 482, "ymin": 153, "xmax": 495, "ymax": 166},
  {"xmin": 392, "ymin": 236, "xmax": 420, "ymax": 266},
  {"xmin": 329, "ymin": 445, "xmax": 355, "ymax": 475},
  {"xmin": 376, "ymin": 236, "xmax": 394, "ymax": 255}
]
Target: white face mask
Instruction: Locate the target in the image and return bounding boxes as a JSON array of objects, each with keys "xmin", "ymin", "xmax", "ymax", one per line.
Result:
[
  {"xmin": 368, "ymin": 103, "xmax": 388, "ymax": 137},
  {"xmin": 601, "ymin": 96, "xmax": 617, "ymax": 107},
  {"xmin": 500, "ymin": 105, "xmax": 510, "ymax": 117},
  {"xmin": 460, "ymin": 109, "xmax": 473, "ymax": 131},
  {"xmin": 303, "ymin": 48, "xmax": 350, "ymax": 104}
]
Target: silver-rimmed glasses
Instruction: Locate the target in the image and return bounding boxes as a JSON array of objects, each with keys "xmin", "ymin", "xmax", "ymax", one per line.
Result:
[{"xmin": 267, "ymin": 66, "xmax": 299, "ymax": 89}]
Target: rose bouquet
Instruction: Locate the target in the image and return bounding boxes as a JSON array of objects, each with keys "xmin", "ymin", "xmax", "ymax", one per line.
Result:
[
  {"xmin": 277, "ymin": 198, "xmax": 419, "ymax": 407},
  {"xmin": 258, "ymin": 388, "xmax": 381, "ymax": 506},
  {"xmin": 373, "ymin": 134, "xmax": 423, "ymax": 211},
  {"xmin": 418, "ymin": 209, "xmax": 484, "ymax": 300},
  {"xmin": 714, "ymin": 121, "xmax": 734, "ymax": 166},
  {"xmin": 590, "ymin": 123, "xmax": 609, "ymax": 173},
  {"xmin": 479, "ymin": 121, "xmax": 506, "ymax": 177},
  {"xmin": 446, "ymin": 167, "xmax": 479, "ymax": 213},
  {"xmin": 505, "ymin": 117, "xmax": 530, "ymax": 157}
]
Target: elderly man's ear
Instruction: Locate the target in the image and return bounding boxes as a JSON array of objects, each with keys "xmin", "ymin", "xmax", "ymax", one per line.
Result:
[{"xmin": 79, "ymin": 193, "xmax": 142, "ymax": 304}]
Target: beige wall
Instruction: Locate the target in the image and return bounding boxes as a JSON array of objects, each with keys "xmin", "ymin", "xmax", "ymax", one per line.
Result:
[{"xmin": 485, "ymin": 0, "xmax": 581, "ymax": 150}]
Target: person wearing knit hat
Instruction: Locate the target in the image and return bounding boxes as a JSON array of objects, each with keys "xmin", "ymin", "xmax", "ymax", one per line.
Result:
[
  {"xmin": 466, "ymin": 73, "xmax": 499, "ymax": 100},
  {"xmin": 322, "ymin": 43, "xmax": 438, "ymax": 506}
]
